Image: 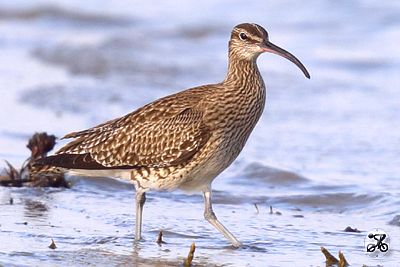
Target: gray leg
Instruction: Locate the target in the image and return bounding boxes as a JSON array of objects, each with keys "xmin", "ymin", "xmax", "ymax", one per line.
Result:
[
  {"xmin": 202, "ymin": 185, "xmax": 242, "ymax": 248},
  {"xmin": 135, "ymin": 189, "xmax": 146, "ymax": 241}
]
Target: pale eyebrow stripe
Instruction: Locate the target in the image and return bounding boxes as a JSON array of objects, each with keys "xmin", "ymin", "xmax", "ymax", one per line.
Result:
[
  {"xmin": 234, "ymin": 29, "xmax": 250, "ymax": 38},
  {"xmin": 234, "ymin": 28, "xmax": 248, "ymax": 34},
  {"xmin": 234, "ymin": 28, "xmax": 262, "ymax": 42}
]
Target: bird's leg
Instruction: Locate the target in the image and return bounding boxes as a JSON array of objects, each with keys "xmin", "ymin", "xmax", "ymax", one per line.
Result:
[
  {"xmin": 202, "ymin": 185, "xmax": 242, "ymax": 248},
  {"xmin": 135, "ymin": 189, "xmax": 146, "ymax": 241}
]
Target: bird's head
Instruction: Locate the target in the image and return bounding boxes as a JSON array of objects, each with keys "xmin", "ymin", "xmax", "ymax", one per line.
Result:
[{"xmin": 229, "ymin": 23, "xmax": 310, "ymax": 79}]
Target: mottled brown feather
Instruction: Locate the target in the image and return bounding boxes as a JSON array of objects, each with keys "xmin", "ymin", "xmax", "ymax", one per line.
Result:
[{"xmin": 54, "ymin": 86, "xmax": 213, "ymax": 169}]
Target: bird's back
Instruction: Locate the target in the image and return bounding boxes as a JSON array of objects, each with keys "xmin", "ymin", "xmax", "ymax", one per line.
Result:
[{"xmin": 39, "ymin": 85, "xmax": 213, "ymax": 171}]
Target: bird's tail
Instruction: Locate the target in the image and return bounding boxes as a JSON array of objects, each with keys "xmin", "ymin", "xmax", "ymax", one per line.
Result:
[{"xmin": 29, "ymin": 160, "xmax": 63, "ymax": 175}]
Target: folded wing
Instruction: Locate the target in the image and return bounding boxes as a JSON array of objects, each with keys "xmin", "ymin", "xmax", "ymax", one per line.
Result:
[{"xmin": 38, "ymin": 88, "xmax": 211, "ymax": 170}]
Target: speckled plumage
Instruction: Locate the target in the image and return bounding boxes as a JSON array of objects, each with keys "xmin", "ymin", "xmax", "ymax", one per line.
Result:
[{"xmin": 36, "ymin": 23, "xmax": 310, "ymax": 246}]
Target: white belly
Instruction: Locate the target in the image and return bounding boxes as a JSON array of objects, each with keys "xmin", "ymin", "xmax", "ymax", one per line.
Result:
[{"xmin": 67, "ymin": 169, "xmax": 133, "ymax": 180}]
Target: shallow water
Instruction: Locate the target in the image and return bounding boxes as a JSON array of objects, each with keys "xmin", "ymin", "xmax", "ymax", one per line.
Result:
[{"xmin": 0, "ymin": 0, "xmax": 399, "ymax": 266}]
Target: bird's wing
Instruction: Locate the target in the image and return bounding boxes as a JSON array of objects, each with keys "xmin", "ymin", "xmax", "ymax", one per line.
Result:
[{"xmin": 40, "ymin": 87, "xmax": 212, "ymax": 170}]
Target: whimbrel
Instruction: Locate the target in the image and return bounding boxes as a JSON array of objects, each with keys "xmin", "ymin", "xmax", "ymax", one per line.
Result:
[{"xmin": 36, "ymin": 23, "xmax": 310, "ymax": 247}]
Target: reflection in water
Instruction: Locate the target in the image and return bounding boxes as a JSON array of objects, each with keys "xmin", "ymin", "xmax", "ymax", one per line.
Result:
[{"xmin": 23, "ymin": 199, "xmax": 49, "ymax": 219}]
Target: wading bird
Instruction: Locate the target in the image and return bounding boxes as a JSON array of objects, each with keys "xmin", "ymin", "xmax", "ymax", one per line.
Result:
[{"xmin": 36, "ymin": 23, "xmax": 310, "ymax": 247}]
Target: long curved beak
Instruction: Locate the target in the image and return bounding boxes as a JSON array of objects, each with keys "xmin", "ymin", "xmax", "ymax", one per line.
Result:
[{"xmin": 261, "ymin": 41, "xmax": 310, "ymax": 79}]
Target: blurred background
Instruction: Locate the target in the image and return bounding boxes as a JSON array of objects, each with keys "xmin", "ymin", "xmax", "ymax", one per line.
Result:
[{"xmin": 0, "ymin": 0, "xmax": 399, "ymax": 266}]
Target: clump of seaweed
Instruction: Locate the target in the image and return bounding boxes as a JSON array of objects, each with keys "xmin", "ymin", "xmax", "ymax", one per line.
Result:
[
  {"xmin": 321, "ymin": 246, "xmax": 339, "ymax": 265},
  {"xmin": 49, "ymin": 239, "xmax": 57, "ymax": 249},
  {"xmin": 338, "ymin": 251, "xmax": 349, "ymax": 267},
  {"xmin": 0, "ymin": 132, "xmax": 69, "ymax": 187},
  {"xmin": 321, "ymin": 247, "xmax": 349, "ymax": 267},
  {"xmin": 183, "ymin": 242, "xmax": 196, "ymax": 267},
  {"xmin": 156, "ymin": 229, "xmax": 167, "ymax": 245}
]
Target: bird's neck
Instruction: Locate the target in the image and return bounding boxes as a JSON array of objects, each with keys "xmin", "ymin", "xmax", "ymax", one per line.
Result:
[
  {"xmin": 223, "ymin": 54, "xmax": 263, "ymax": 88},
  {"xmin": 221, "ymin": 52, "xmax": 266, "ymax": 118}
]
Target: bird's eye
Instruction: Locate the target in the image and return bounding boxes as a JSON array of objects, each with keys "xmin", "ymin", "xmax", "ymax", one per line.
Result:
[{"xmin": 239, "ymin": 32, "xmax": 248, "ymax": 41}]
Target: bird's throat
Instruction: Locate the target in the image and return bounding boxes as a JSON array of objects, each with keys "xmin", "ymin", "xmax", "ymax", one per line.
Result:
[{"xmin": 223, "ymin": 56, "xmax": 263, "ymax": 91}]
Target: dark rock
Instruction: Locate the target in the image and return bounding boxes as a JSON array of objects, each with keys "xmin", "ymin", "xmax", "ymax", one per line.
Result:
[{"xmin": 344, "ymin": 226, "xmax": 361, "ymax": 233}]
